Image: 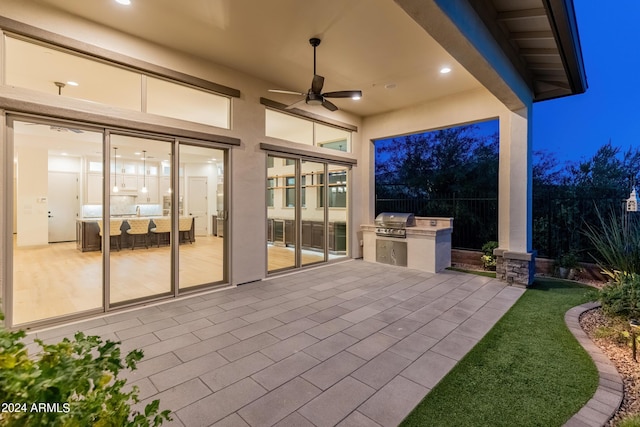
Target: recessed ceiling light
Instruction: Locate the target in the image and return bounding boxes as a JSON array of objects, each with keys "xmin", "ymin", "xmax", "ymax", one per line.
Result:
[
  {"xmin": 440, "ymin": 67, "xmax": 452, "ymax": 74},
  {"xmin": 66, "ymin": 81, "xmax": 79, "ymax": 86},
  {"xmin": 384, "ymin": 83, "xmax": 397, "ymax": 90},
  {"xmin": 61, "ymin": 152, "xmax": 68, "ymax": 156},
  {"xmin": 115, "ymin": 0, "xmax": 131, "ymax": 5}
]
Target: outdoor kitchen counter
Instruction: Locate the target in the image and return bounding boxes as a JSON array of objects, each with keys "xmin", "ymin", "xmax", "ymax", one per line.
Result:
[{"xmin": 361, "ymin": 216, "xmax": 453, "ymax": 273}]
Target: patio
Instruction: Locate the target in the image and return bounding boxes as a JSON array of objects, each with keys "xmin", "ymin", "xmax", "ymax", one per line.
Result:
[{"xmin": 27, "ymin": 260, "xmax": 524, "ymax": 427}]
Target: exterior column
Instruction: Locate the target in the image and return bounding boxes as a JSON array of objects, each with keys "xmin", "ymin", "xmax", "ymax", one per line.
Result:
[{"xmin": 495, "ymin": 106, "xmax": 536, "ymax": 286}]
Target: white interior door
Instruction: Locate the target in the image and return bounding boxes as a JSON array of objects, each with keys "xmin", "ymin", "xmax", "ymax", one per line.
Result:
[
  {"xmin": 187, "ymin": 176, "xmax": 208, "ymax": 236},
  {"xmin": 48, "ymin": 171, "xmax": 79, "ymax": 242}
]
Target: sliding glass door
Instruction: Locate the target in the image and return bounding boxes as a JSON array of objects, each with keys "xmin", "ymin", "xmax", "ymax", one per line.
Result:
[
  {"xmin": 11, "ymin": 119, "xmax": 104, "ymax": 324},
  {"xmin": 266, "ymin": 155, "xmax": 349, "ymax": 274},
  {"xmin": 6, "ymin": 116, "xmax": 230, "ymax": 327},
  {"xmin": 267, "ymin": 155, "xmax": 297, "ymax": 272},
  {"xmin": 301, "ymin": 161, "xmax": 326, "ymax": 267},
  {"xmin": 108, "ymin": 133, "xmax": 173, "ymax": 305},
  {"xmin": 178, "ymin": 144, "xmax": 227, "ymax": 289}
]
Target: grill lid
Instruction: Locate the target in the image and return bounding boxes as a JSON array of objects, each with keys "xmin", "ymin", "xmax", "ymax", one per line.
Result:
[{"xmin": 374, "ymin": 212, "xmax": 416, "ymax": 228}]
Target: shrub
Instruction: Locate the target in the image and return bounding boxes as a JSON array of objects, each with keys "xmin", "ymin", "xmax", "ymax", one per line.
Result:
[
  {"xmin": 481, "ymin": 241, "xmax": 499, "ymax": 270},
  {"xmin": 583, "ymin": 208, "xmax": 640, "ymax": 279},
  {"xmin": 598, "ymin": 273, "xmax": 640, "ymax": 319},
  {"xmin": 619, "ymin": 413, "xmax": 640, "ymax": 427},
  {"xmin": 0, "ymin": 311, "xmax": 171, "ymax": 426}
]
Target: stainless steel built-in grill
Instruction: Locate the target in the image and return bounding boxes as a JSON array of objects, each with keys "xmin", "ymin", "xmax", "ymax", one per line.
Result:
[{"xmin": 374, "ymin": 212, "xmax": 416, "ymax": 238}]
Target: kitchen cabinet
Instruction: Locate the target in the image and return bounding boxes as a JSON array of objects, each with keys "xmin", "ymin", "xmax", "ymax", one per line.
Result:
[
  {"xmin": 302, "ymin": 221, "xmax": 325, "ymax": 250},
  {"xmin": 284, "ymin": 220, "xmax": 295, "ymax": 246},
  {"xmin": 85, "ymin": 173, "xmax": 102, "ymax": 204},
  {"xmin": 111, "ymin": 160, "xmax": 137, "ymax": 175},
  {"xmin": 329, "ymin": 222, "xmax": 347, "ymax": 253},
  {"xmin": 137, "ymin": 176, "xmax": 159, "ymax": 203},
  {"xmin": 111, "ymin": 174, "xmax": 138, "ymax": 193},
  {"xmin": 138, "ymin": 162, "xmax": 158, "ymax": 176},
  {"xmin": 159, "ymin": 176, "xmax": 185, "ymax": 197}
]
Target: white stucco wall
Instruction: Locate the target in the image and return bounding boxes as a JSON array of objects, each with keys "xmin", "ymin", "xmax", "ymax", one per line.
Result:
[
  {"xmin": 0, "ymin": 3, "xmax": 362, "ymax": 286},
  {"xmin": 354, "ymin": 88, "xmax": 515, "ymax": 257}
]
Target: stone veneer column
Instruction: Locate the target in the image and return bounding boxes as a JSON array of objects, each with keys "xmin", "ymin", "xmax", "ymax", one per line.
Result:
[{"xmin": 494, "ymin": 249, "xmax": 536, "ymax": 287}]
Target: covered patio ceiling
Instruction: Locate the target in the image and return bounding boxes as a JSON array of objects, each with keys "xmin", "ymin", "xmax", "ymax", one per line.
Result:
[{"xmin": 1, "ymin": 0, "xmax": 585, "ymax": 117}]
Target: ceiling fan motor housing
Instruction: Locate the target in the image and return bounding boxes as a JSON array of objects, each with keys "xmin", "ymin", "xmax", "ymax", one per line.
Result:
[{"xmin": 306, "ymin": 91, "xmax": 323, "ymax": 105}]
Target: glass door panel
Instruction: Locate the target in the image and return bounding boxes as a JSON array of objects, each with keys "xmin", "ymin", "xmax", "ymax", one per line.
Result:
[
  {"xmin": 109, "ymin": 134, "xmax": 171, "ymax": 304},
  {"xmin": 327, "ymin": 164, "xmax": 348, "ymax": 260},
  {"xmin": 301, "ymin": 161, "xmax": 326, "ymax": 266},
  {"xmin": 12, "ymin": 119, "xmax": 103, "ymax": 325},
  {"xmin": 267, "ymin": 155, "xmax": 297, "ymax": 272},
  {"xmin": 178, "ymin": 144, "xmax": 226, "ymax": 289}
]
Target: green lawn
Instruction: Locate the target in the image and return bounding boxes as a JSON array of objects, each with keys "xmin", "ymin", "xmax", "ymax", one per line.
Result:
[{"xmin": 401, "ymin": 278, "xmax": 599, "ymax": 427}]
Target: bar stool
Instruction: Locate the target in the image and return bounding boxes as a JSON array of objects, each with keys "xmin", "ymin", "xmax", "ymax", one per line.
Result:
[
  {"xmin": 97, "ymin": 219, "xmax": 123, "ymax": 251},
  {"xmin": 126, "ymin": 218, "xmax": 150, "ymax": 250},
  {"xmin": 179, "ymin": 217, "xmax": 194, "ymax": 244},
  {"xmin": 150, "ymin": 218, "xmax": 171, "ymax": 247}
]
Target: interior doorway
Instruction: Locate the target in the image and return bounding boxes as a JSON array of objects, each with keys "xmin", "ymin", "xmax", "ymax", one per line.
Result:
[
  {"xmin": 48, "ymin": 171, "xmax": 79, "ymax": 242},
  {"xmin": 188, "ymin": 176, "xmax": 208, "ymax": 236}
]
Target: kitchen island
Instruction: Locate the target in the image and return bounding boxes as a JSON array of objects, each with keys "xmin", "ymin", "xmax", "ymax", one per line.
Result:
[{"xmin": 76, "ymin": 216, "xmax": 194, "ymax": 251}]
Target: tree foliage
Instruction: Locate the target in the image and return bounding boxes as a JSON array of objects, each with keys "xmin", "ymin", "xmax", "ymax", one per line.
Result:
[{"xmin": 375, "ymin": 124, "xmax": 499, "ymax": 198}]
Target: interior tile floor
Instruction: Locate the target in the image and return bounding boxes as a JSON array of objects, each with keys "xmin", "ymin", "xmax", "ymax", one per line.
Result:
[{"xmin": 25, "ymin": 260, "xmax": 525, "ymax": 427}]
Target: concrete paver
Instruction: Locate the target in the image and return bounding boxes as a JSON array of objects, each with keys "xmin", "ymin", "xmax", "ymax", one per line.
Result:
[{"xmin": 28, "ymin": 260, "xmax": 524, "ymax": 426}]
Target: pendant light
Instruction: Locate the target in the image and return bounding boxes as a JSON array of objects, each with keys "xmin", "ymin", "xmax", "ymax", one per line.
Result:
[
  {"xmin": 112, "ymin": 147, "xmax": 119, "ymax": 193},
  {"xmin": 141, "ymin": 150, "xmax": 148, "ymax": 193}
]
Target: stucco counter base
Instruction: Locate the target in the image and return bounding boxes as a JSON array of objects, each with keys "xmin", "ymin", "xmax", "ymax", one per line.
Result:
[{"xmin": 361, "ymin": 217, "xmax": 453, "ymax": 273}]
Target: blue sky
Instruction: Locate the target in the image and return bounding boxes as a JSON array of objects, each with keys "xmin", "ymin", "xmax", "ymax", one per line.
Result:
[{"xmin": 533, "ymin": 1, "xmax": 640, "ymax": 163}]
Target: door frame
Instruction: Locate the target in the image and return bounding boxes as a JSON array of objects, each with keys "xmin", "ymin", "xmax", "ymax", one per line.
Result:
[
  {"xmin": 2, "ymin": 114, "xmax": 233, "ymax": 329},
  {"xmin": 265, "ymin": 152, "xmax": 351, "ymax": 276}
]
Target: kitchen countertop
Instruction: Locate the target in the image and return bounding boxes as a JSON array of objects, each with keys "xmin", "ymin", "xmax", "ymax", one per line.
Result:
[{"xmin": 77, "ymin": 216, "xmax": 190, "ymax": 222}]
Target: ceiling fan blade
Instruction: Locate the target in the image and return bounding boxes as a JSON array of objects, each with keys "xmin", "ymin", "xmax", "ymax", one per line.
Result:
[
  {"xmin": 322, "ymin": 90, "xmax": 362, "ymax": 99},
  {"xmin": 311, "ymin": 74, "xmax": 324, "ymax": 94},
  {"xmin": 268, "ymin": 89, "xmax": 305, "ymax": 96},
  {"xmin": 322, "ymin": 99, "xmax": 338, "ymax": 111}
]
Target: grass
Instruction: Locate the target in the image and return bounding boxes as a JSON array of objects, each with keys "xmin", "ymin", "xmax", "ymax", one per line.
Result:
[{"xmin": 401, "ymin": 277, "xmax": 599, "ymax": 427}]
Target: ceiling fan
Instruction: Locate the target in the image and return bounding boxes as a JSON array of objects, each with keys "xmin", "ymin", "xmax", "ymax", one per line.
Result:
[{"xmin": 269, "ymin": 38, "xmax": 362, "ymax": 112}]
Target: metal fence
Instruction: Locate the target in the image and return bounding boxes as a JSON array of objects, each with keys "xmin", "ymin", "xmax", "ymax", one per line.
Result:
[
  {"xmin": 375, "ymin": 186, "xmax": 627, "ymax": 260},
  {"xmin": 375, "ymin": 193, "xmax": 498, "ymax": 250}
]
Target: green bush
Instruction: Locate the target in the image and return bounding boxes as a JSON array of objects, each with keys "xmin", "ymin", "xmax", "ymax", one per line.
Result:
[
  {"xmin": 598, "ymin": 273, "xmax": 640, "ymax": 319},
  {"xmin": 481, "ymin": 240, "xmax": 499, "ymax": 270},
  {"xmin": 583, "ymin": 208, "xmax": 640, "ymax": 279},
  {"xmin": 0, "ymin": 312, "xmax": 171, "ymax": 426},
  {"xmin": 619, "ymin": 414, "xmax": 640, "ymax": 427}
]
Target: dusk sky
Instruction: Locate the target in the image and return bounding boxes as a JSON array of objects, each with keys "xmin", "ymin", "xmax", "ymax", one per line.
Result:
[{"xmin": 533, "ymin": 1, "xmax": 640, "ymax": 163}]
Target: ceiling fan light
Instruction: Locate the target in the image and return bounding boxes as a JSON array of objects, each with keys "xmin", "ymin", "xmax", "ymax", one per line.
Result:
[
  {"xmin": 306, "ymin": 92, "xmax": 323, "ymax": 106},
  {"xmin": 351, "ymin": 95, "xmax": 361, "ymax": 100}
]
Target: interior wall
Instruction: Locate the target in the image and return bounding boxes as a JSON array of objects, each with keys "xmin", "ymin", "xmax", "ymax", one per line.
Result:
[
  {"xmin": 0, "ymin": 4, "xmax": 362, "ymax": 285},
  {"xmin": 16, "ymin": 145, "xmax": 48, "ymax": 246}
]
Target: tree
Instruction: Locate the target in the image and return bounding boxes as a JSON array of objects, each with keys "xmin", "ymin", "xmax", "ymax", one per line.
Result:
[{"xmin": 375, "ymin": 124, "xmax": 499, "ymax": 198}]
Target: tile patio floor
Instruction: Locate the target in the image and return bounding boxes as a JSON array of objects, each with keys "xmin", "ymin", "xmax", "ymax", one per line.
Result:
[{"xmin": 27, "ymin": 260, "xmax": 525, "ymax": 427}]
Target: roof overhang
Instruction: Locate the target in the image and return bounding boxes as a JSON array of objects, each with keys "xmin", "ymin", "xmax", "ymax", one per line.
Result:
[{"xmin": 467, "ymin": 0, "xmax": 587, "ymax": 102}]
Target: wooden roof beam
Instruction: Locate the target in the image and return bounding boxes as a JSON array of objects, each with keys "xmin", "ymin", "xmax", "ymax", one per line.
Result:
[
  {"xmin": 497, "ymin": 8, "xmax": 547, "ymax": 21},
  {"xmin": 510, "ymin": 31, "xmax": 554, "ymax": 41}
]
